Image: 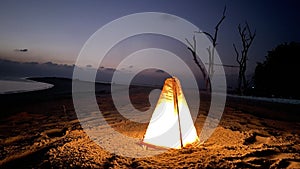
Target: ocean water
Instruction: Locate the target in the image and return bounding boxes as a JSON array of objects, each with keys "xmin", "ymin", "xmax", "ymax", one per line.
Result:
[{"xmin": 0, "ymin": 77, "xmax": 53, "ymax": 94}]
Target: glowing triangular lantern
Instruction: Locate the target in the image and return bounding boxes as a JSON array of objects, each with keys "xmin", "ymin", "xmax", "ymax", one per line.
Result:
[{"xmin": 142, "ymin": 77, "xmax": 199, "ymax": 149}]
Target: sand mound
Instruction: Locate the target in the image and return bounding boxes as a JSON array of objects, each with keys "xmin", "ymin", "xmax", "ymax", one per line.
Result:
[{"xmin": 44, "ymin": 125, "xmax": 299, "ymax": 168}]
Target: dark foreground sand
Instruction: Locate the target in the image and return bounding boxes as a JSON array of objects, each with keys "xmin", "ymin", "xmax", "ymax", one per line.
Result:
[{"xmin": 0, "ymin": 78, "xmax": 299, "ymax": 168}]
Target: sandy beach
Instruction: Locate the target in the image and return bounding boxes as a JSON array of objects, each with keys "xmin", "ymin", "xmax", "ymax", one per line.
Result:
[
  {"xmin": 0, "ymin": 77, "xmax": 299, "ymax": 168},
  {"xmin": 1, "ymin": 0, "xmax": 299, "ymax": 168}
]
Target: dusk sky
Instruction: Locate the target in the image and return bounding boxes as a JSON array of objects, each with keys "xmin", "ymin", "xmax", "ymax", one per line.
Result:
[{"xmin": 0, "ymin": 0, "xmax": 299, "ymax": 76}]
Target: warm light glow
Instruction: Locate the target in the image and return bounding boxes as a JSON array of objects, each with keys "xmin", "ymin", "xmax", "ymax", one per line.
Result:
[{"xmin": 143, "ymin": 77, "xmax": 199, "ymax": 149}]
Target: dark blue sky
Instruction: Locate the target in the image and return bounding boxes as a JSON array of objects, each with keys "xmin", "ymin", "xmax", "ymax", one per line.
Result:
[{"xmin": 0, "ymin": 0, "xmax": 299, "ymax": 74}]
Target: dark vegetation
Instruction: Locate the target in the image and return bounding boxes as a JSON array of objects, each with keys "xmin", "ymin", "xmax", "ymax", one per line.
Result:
[{"xmin": 253, "ymin": 42, "xmax": 300, "ymax": 99}]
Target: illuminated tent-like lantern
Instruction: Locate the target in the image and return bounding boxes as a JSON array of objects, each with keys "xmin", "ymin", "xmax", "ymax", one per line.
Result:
[{"xmin": 142, "ymin": 77, "xmax": 199, "ymax": 149}]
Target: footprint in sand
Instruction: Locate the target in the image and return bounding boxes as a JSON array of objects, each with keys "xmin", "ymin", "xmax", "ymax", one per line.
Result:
[
  {"xmin": 243, "ymin": 130, "xmax": 272, "ymax": 145},
  {"xmin": 41, "ymin": 128, "xmax": 68, "ymax": 138}
]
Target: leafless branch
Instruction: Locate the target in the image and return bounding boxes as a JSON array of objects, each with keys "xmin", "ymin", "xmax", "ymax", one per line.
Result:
[
  {"xmin": 214, "ymin": 6, "xmax": 226, "ymax": 43},
  {"xmin": 234, "ymin": 21, "xmax": 256, "ymax": 94},
  {"xmin": 196, "ymin": 31, "xmax": 214, "ymax": 42},
  {"xmin": 188, "ymin": 6, "xmax": 226, "ymax": 92},
  {"xmin": 185, "ymin": 37, "xmax": 206, "ymax": 77},
  {"xmin": 233, "ymin": 43, "xmax": 240, "ymax": 64},
  {"xmin": 196, "ymin": 5, "xmax": 226, "ymax": 47}
]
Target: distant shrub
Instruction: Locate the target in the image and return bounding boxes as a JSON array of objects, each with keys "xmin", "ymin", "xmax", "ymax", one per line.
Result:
[{"xmin": 254, "ymin": 42, "xmax": 300, "ymax": 99}]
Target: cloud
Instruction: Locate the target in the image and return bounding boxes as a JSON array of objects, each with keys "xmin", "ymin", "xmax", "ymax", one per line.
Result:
[
  {"xmin": 14, "ymin": 48, "xmax": 28, "ymax": 52},
  {"xmin": 43, "ymin": 62, "xmax": 58, "ymax": 66},
  {"xmin": 104, "ymin": 67, "xmax": 116, "ymax": 72},
  {"xmin": 0, "ymin": 59, "xmax": 73, "ymax": 78},
  {"xmin": 155, "ymin": 69, "xmax": 166, "ymax": 73}
]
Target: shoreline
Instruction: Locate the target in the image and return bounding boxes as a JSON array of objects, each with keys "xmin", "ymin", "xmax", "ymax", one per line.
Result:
[
  {"xmin": 1, "ymin": 77, "xmax": 299, "ymax": 122},
  {"xmin": 0, "ymin": 78, "xmax": 54, "ymax": 94},
  {"xmin": 2, "ymin": 76, "xmax": 299, "ymax": 105}
]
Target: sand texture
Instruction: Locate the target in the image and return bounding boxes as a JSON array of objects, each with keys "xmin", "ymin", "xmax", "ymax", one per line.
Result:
[{"xmin": 0, "ymin": 78, "xmax": 299, "ymax": 168}]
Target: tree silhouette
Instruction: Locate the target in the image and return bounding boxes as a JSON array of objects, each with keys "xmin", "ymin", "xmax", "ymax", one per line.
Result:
[
  {"xmin": 233, "ymin": 22, "xmax": 256, "ymax": 95},
  {"xmin": 196, "ymin": 6, "xmax": 226, "ymax": 79},
  {"xmin": 186, "ymin": 6, "xmax": 226, "ymax": 92},
  {"xmin": 254, "ymin": 42, "xmax": 300, "ymax": 99},
  {"xmin": 186, "ymin": 35, "xmax": 208, "ymax": 90}
]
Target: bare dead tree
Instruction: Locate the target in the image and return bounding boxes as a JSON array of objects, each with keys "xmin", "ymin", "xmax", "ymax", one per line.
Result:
[
  {"xmin": 186, "ymin": 6, "xmax": 226, "ymax": 92},
  {"xmin": 196, "ymin": 6, "xmax": 226, "ymax": 79},
  {"xmin": 233, "ymin": 22, "xmax": 256, "ymax": 95},
  {"xmin": 185, "ymin": 35, "xmax": 208, "ymax": 89}
]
